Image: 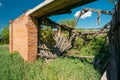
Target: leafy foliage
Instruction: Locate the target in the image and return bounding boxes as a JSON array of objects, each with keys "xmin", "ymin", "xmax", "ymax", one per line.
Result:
[
  {"xmin": 0, "ymin": 34, "xmax": 2, "ymax": 44},
  {"xmin": 59, "ymin": 18, "xmax": 76, "ymax": 28},
  {"xmin": 0, "ymin": 26, "xmax": 9, "ymax": 44},
  {"xmin": 74, "ymin": 34, "xmax": 109, "ymax": 74},
  {"xmin": 40, "ymin": 27, "xmax": 55, "ymax": 47},
  {"xmin": 79, "ymin": 35, "xmax": 108, "ymax": 56},
  {"xmin": 108, "ymin": 0, "xmax": 116, "ymax": 3},
  {"xmin": 74, "ymin": 36, "xmax": 84, "ymax": 50}
]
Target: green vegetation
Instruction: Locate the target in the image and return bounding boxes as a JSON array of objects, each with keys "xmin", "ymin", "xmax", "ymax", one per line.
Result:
[
  {"xmin": 70, "ymin": 34, "xmax": 109, "ymax": 69},
  {"xmin": 0, "ymin": 26, "xmax": 9, "ymax": 44},
  {"xmin": 59, "ymin": 18, "xmax": 76, "ymax": 28},
  {"xmin": 79, "ymin": 35, "xmax": 108, "ymax": 56},
  {"xmin": 40, "ymin": 27, "xmax": 55, "ymax": 48},
  {"xmin": 0, "ymin": 19, "xmax": 109, "ymax": 79},
  {"xmin": 108, "ymin": 0, "xmax": 116, "ymax": 3},
  {"xmin": 0, "ymin": 44, "xmax": 101, "ymax": 80}
]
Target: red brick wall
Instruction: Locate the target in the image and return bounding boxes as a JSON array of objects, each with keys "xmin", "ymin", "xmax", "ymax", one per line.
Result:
[
  {"xmin": 27, "ymin": 16, "xmax": 38, "ymax": 62},
  {"xmin": 9, "ymin": 13, "xmax": 38, "ymax": 62}
]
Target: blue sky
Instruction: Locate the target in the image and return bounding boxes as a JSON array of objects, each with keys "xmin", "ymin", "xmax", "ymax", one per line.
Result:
[
  {"xmin": 0, "ymin": 0, "xmax": 114, "ymax": 30},
  {"xmin": 50, "ymin": 0, "xmax": 114, "ymax": 28}
]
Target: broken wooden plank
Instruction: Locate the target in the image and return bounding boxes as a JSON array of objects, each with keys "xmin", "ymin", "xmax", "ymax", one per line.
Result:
[
  {"xmin": 38, "ymin": 53, "xmax": 58, "ymax": 59},
  {"xmin": 67, "ymin": 55, "xmax": 95, "ymax": 59}
]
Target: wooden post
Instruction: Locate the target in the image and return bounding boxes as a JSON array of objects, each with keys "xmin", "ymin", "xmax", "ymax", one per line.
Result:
[
  {"xmin": 38, "ymin": 19, "xmax": 41, "ymax": 53},
  {"xmin": 108, "ymin": 30, "xmax": 118, "ymax": 80},
  {"xmin": 108, "ymin": 0, "xmax": 120, "ymax": 80}
]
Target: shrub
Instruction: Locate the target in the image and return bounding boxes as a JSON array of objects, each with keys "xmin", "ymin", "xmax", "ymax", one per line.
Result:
[
  {"xmin": 40, "ymin": 27, "xmax": 55, "ymax": 48},
  {"xmin": 0, "ymin": 26, "xmax": 9, "ymax": 44}
]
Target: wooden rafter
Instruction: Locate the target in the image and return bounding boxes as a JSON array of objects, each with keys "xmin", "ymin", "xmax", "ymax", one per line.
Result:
[{"xmin": 83, "ymin": 8, "xmax": 113, "ymax": 15}]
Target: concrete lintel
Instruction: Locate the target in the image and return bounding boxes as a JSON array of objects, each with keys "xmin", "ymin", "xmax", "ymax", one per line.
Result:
[{"xmin": 26, "ymin": 0, "xmax": 96, "ymax": 17}]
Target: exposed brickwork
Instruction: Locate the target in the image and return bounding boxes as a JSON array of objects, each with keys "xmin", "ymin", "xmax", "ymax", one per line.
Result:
[
  {"xmin": 9, "ymin": 13, "xmax": 38, "ymax": 62},
  {"xmin": 27, "ymin": 17, "xmax": 38, "ymax": 62},
  {"xmin": 9, "ymin": 20, "xmax": 13, "ymax": 52}
]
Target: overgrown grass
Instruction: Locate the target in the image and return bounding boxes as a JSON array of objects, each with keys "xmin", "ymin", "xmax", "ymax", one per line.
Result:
[
  {"xmin": 0, "ymin": 44, "xmax": 101, "ymax": 80},
  {"xmin": 42, "ymin": 57, "xmax": 100, "ymax": 80}
]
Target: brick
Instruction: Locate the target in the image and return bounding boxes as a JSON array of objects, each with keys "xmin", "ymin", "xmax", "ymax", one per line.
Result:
[{"xmin": 9, "ymin": 13, "xmax": 38, "ymax": 62}]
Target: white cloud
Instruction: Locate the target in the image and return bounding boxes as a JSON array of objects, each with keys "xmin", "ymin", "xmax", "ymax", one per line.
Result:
[
  {"xmin": 0, "ymin": 3, "xmax": 2, "ymax": 7},
  {"xmin": 74, "ymin": 11, "xmax": 92, "ymax": 19},
  {"xmin": 74, "ymin": 11, "xmax": 81, "ymax": 18},
  {"xmin": 81, "ymin": 11, "xmax": 92, "ymax": 19}
]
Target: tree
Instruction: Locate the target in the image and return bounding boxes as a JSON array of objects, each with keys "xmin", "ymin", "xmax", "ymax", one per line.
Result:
[
  {"xmin": 108, "ymin": 0, "xmax": 116, "ymax": 3},
  {"xmin": 0, "ymin": 34, "xmax": 2, "ymax": 44},
  {"xmin": 1, "ymin": 26, "xmax": 9, "ymax": 44},
  {"xmin": 59, "ymin": 18, "xmax": 77, "ymax": 28}
]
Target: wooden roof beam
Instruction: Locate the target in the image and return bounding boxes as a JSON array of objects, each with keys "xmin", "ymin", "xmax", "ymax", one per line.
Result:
[{"xmin": 83, "ymin": 8, "xmax": 113, "ymax": 15}]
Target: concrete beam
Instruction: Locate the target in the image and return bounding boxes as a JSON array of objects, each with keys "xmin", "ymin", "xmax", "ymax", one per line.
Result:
[{"xmin": 26, "ymin": 0, "xmax": 96, "ymax": 17}]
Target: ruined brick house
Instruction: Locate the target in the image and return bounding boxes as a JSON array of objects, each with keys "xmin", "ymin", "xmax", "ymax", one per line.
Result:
[
  {"xmin": 9, "ymin": 0, "xmax": 120, "ymax": 79},
  {"xmin": 9, "ymin": 0, "xmax": 95, "ymax": 62}
]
